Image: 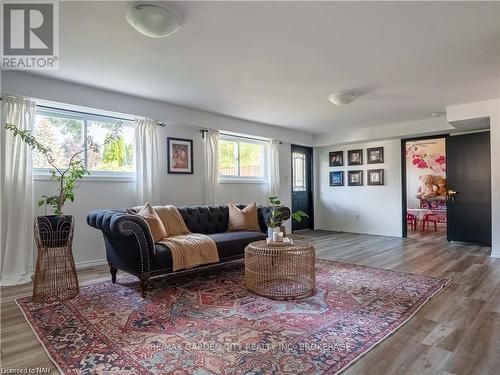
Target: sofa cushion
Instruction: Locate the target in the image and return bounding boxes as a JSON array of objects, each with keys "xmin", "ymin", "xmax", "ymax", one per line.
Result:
[
  {"xmin": 127, "ymin": 203, "xmax": 167, "ymax": 242},
  {"xmin": 151, "ymin": 231, "xmax": 266, "ymax": 272},
  {"xmin": 227, "ymin": 203, "xmax": 260, "ymax": 232},
  {"xmin": 135, "ymin": 204, "xmax": 274, "ymax": 235},
  {"xmin": 177, "ymin": 205, "xmax": 228, "ymax": 234},
  {"xmin": 207, "ymin": 231, "xmax": 266, "ymax": 258}
]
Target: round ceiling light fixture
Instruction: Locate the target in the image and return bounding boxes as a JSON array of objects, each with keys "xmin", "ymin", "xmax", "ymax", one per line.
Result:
[
  {"xmin": 431, "ymin": 112, "xmax": 446, "ymax": 117},
  {"xmin": 126, "ymin": 4, "xmax": 181, "ymax": 38},
  {"xmin": 328, "ymin": 91, "xmax": 360, "ymax": 106}
]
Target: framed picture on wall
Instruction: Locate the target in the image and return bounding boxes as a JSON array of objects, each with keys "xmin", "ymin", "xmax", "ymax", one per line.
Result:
[
  {"xmin": 367, "ymin": 169, "xmax": 384, "ymax": 185},
  {"xmin": 329, "ymin": 171, "xmax": 344, "ymax": 186},
  {"xmin": 329, "ymin": 151, "xmax": 344, "ymax": 167},
  {"xmin": 348, "ymin": 149, "xmax": 363, "ymax": 165},
  {"xmin": 367, "ymin": 147, "xmax": 384, "ymax": 164},
  {"xmin": 167, "ymin": 137, "xmax": 193, "ymax": 174},
  {"xmin": 348, "ymin": 170, "xmax": 363, "ymax": 186}
]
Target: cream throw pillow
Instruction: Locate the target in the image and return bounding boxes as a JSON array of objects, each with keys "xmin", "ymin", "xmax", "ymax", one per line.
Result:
[
  {"xmin": 227, "ymin": 202, "xmax": 260, "ymax": 232},
  {"xmin": 128, "ymin": 203, "xmax": 167, "ymax": 242}
]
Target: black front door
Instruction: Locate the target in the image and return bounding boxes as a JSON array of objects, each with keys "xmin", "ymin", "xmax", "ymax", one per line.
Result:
[
  {"xmin": 447, "ymin": 131, "xmax": 491, "ymax": 245},
  {"xmin": 291, "ymin": 145, "xmax": 313, "ymax": 231}
]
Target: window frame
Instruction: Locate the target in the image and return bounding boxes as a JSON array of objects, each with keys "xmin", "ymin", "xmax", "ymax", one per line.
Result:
[
  {"xmin": 218, "ymin": 134, "xmax": 268, "ymax": 183},
  {"xmin": 32, "ymin": 106, "xmax": 136, "ymax": 179}
]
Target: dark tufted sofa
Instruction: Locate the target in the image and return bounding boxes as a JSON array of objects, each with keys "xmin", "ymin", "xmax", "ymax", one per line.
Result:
[{"xmin": 87, "ymin": 204, "xmax": 290, "ymax": 297}]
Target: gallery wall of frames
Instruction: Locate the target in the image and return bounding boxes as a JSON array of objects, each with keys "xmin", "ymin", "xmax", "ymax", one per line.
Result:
[
  {"xmin": 328, "ymin": 147, "xmax": 385, "ymax": 187},
  {"xmin": 317, "ymin": 139, "xmax": 401, "ymax": 237}
]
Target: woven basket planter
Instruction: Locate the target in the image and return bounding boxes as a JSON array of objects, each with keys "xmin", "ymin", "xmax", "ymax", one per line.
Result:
[{"xmin": 32, "ymin": 215, "xmax": 79, "ymax": 302}]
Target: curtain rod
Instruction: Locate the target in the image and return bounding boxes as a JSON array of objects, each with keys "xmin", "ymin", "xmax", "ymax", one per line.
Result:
[
  {"xmin": 200, "ymin": 129, "xmax": 281, "ymax": 143},
  {"xmin": 36, "ymin": 104, "xmax": 166, "ymax": 127},
  {"xmin": 1, "ymin": 97, "xmax": 165, "ymax": 127}
]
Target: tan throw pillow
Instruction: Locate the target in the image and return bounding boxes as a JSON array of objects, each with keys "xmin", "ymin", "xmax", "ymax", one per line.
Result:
[
  {"xmin": 128, "ymin": 203, "xmax": 167, "ymax": 242},
  {"xmin": 227, "ymin": 202, "xmax": 260, "ymax": 232}
]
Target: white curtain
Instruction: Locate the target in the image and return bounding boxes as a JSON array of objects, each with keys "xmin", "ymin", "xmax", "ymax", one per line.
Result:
[
  {"xmin": 0, "ymin": 96, "xmax": 35, "ymax": 286},
  {"xmin": 269, "ymin": 140, "xmax": 281, "ymax": 197},
  {"xmin": 135, "ymin": 118, "xmax": 160, "ymax": 205},
  {"xmin": 204, "ymin": 129, "xmax": 220, "ymax": 205}
]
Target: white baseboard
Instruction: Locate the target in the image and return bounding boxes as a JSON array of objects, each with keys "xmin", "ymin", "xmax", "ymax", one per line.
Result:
[{"xmin": 75, "ymin": 259, "xmax": 108, "ymax": 270}]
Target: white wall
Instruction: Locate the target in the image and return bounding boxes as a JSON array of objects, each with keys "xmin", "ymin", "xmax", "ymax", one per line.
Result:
[
  {"xmin": 33, "ymin": 179, "xmax": 137, "ymax": 268},
  {"xmin": 158, "ymin": 126, "xmax": 205, "ymax": 207},
  {"xmin": 314, "ymin": 117, "xmax": 453, "ymax": 147},
  {"xmin": 2, "ymin": 72, "xmax": 299, "ymax": 267},
  {"xmin": 2, "ymin": 71, "xmax": 314, "ymax": 146},
  {"xmin": 315, "ymin": 139, "xmax": 402, "ymax": 237},
  {"xmin": 447, "ymin": 99, "xmax": 500, "ymax": 257}
]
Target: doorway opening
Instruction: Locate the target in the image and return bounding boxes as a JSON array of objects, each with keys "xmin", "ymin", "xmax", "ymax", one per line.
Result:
[
  {"xmin": 402, "ymin": 136, "xmax": 448, "ymax": 240},
  {"xmin": 291, "ymin": 145, "xmax": 314, "ymax": 232}
]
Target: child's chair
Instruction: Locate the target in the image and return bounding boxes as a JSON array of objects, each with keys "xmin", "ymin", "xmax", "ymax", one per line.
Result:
[
  {"xmin": 406, "ymin": 213, "xmax": 417, "ymax": 231},
  {"xmin": 422, "ymin": 213, "xmax": 438, "ymax": 231}
]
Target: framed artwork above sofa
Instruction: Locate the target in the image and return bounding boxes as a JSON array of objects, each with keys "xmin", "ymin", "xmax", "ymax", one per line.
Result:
[{"xmin": 167, "ymin": 137, "xmax": 193, "ymax": 174}]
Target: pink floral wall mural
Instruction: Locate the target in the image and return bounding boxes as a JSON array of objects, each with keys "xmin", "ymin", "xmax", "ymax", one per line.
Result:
[
  {"xmin": 406, "ymin": 141, "xmax": 446, "ymax": 173},
  {"xmin": 405, "ymin": 139, "xmax": 446, "ymax": 209}
]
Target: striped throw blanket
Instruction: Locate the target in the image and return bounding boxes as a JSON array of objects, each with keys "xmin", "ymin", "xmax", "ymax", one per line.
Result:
[{"xmin": 155, "ymin": 205, "xmax": 219, "ymax": 271}]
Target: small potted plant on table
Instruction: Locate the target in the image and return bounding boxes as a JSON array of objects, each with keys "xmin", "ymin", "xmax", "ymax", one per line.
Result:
[{"xmin": 266, "ymin": 196, "xmax": 309, "ymax": 239}]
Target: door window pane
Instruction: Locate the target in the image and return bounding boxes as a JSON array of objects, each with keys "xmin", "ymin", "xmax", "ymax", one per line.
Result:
[{"xmin": 292, "ymin": 152, "xmax": 306, "ymax": 191}]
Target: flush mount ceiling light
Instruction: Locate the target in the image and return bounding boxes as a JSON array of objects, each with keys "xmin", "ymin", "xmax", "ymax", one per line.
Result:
[
  {"xmin": 328, "ymin": 92, "xmax": 360, "ymax": 106},
  {"xmin": 431, "ymin": 112, "xmax": 446, "ymax": 117},
  {"xmin": 126, "ymin": 4, "xmax": 181, "ymax": 38}
]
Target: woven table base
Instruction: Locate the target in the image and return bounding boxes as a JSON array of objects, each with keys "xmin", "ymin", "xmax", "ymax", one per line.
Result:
[{"xmin": 245, "ymin": 240, "xmax": 315, "ymax": 300}]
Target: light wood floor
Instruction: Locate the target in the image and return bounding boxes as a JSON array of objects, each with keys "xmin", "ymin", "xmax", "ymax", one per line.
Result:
[{"xmin": 2, "ymin": 229, "xmax": 499, "ymax": 374}]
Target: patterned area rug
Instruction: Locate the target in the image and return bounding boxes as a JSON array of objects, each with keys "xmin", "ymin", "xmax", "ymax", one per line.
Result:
[{"xmin": 17, "ymin": 259, "xmax": 449, "ymax": 374}]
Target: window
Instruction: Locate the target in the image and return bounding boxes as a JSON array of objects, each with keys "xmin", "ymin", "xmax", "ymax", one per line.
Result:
[
  {"xmin": 292, "ymin": 151, "xmax": 306, "ymax": 191},
  {"xmin": 33, "ymin": 107, "xmax": 135, "ymax": 175},
  {"xmin": 218, "ymin": 135, "xmax": 267, "ymax": 181}
]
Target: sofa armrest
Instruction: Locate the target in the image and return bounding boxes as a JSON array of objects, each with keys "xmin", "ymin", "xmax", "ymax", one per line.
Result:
[{"xmin": 87, "ymin": 209, "xmax": 154, "ymax": 273}]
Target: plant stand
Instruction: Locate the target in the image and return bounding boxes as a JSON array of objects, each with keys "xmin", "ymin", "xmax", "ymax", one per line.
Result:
[{"xmin": 32, "ymin": 216, "xmax": 79, "ymax": 302}]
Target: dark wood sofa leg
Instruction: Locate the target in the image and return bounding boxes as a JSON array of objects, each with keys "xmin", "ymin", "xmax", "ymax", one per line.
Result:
[
  {"xmin": 110, "ymin": 266, "xmax": 117, "ymax": 283},
  {"xmin": 140, "ymin": 277, "xmax": 149, "ymax": 298}
]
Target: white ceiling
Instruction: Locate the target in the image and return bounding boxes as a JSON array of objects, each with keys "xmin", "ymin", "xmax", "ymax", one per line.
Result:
[{"xmin": 37, "ymin": 1, "xmax": 500, "ymax": 135}]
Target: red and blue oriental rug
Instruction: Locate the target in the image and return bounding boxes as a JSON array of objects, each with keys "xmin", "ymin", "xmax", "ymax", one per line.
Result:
[{"xmin": 17, "ymin": 259, "xmax": 449, "ymax": 374}]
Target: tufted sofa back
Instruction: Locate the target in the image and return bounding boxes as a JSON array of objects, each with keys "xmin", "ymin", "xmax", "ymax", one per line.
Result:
[{"xmin": 176, "ymin": 204, "xmax": 274, "ymax": 234}]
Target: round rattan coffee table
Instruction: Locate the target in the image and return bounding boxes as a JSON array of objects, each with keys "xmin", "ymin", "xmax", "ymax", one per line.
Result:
[{"xmin": 244, "ymin": 240, "xmax": 315, "ymax": 300}]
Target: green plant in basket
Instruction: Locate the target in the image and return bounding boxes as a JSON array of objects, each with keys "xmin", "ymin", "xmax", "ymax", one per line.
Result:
[{"xmin": 4, "ymin": 122, "xmax": 122, "ymax": 216}]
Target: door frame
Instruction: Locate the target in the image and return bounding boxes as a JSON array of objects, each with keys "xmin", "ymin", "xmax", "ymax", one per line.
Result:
[
  {"xmin": 401, "ymin": 134, "xmax": 449, "ymax": 238},
  {"xmin": 291, "ymin": 144, "xmax": 314, "ymax": 231}
]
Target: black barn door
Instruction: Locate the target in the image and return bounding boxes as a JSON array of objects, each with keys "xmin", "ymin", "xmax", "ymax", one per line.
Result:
[
  {"xmin": 291, "ymin": 145, "xmax": 313, "ymax": 231},
  {"xmin": 447, "ymin": 131, "xmax": 491, "ymax": 245}
]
